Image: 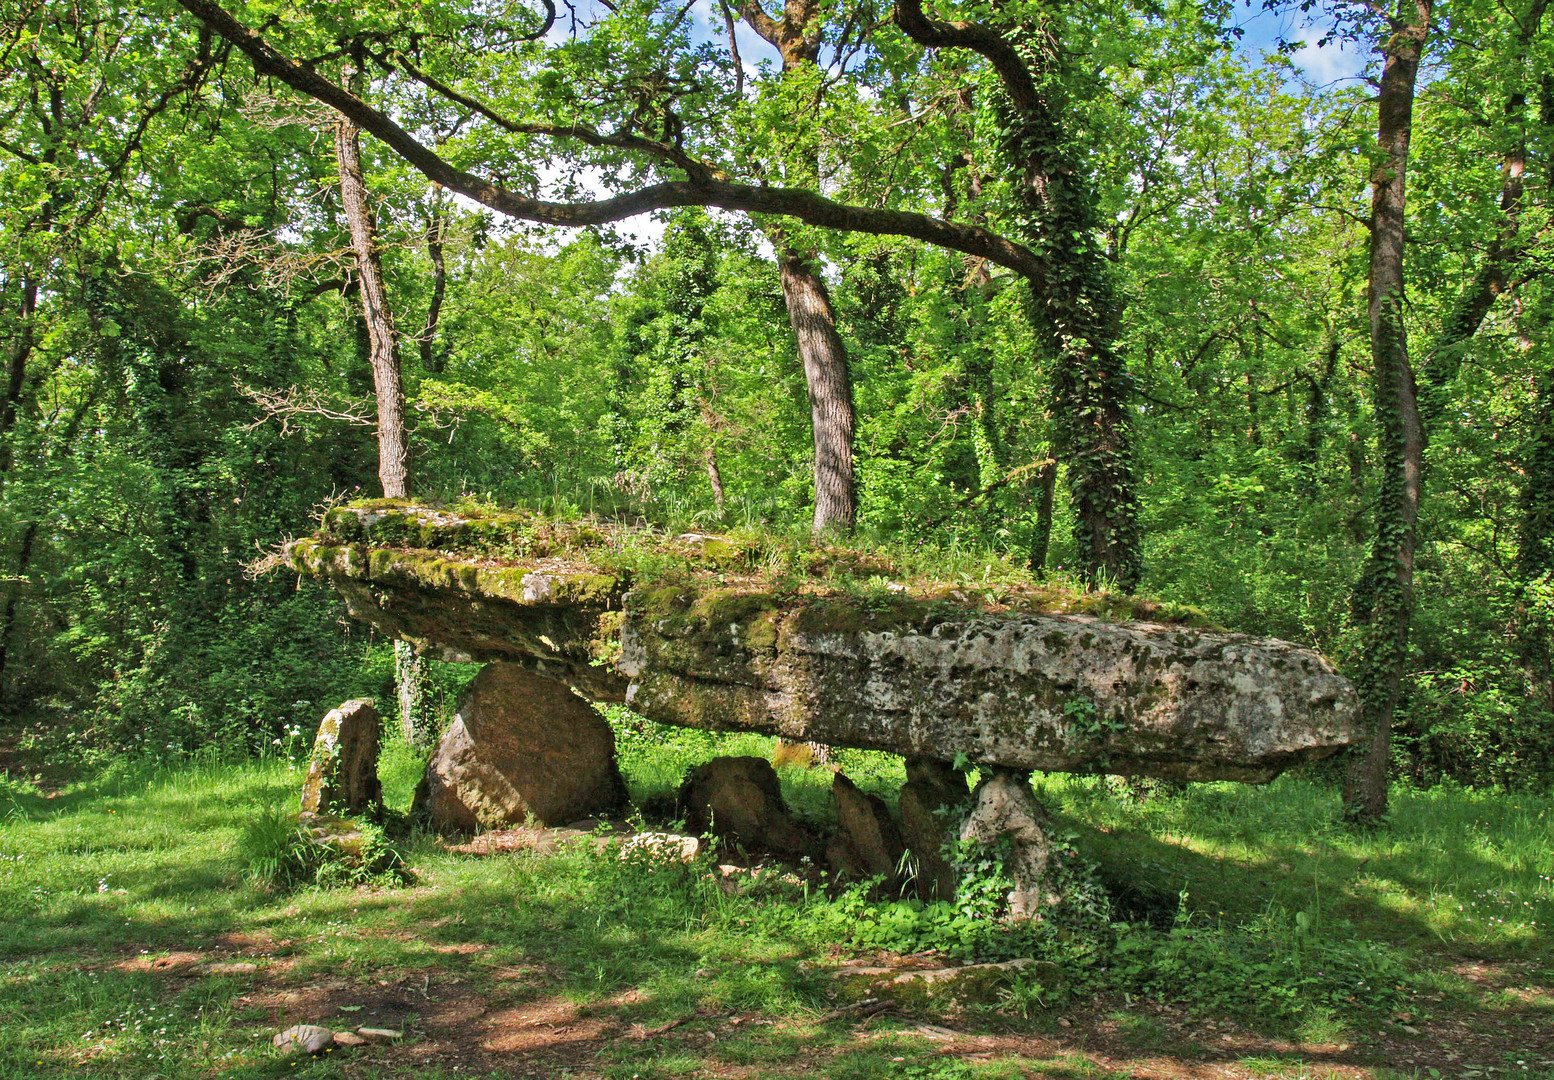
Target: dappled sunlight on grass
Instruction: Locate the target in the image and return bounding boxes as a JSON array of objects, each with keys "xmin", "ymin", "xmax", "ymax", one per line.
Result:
[
  {"xmin": 1039, "ymin": 773, "xmax": 1554, "ymax": 950},
  {"xmin": 1, "ymin": 741, "xmax": 1551, "ymax": 1078}
]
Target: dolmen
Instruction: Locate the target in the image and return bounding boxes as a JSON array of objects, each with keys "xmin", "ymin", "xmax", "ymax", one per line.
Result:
[{"xmin": 287, "ymin": 501, "xmax": 1363, "ymax": 916}]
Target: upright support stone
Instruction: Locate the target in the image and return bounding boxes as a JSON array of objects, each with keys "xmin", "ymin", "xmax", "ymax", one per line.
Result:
[
  {"xmin": 959, "ymin": 768, "xmax": 1058, "ymax": 921},
  {"xmin": 413, "ymin": 663, "xmax": 626, "ymax": 832},
  {"xmin": 898, "ymin": 757, "xmax": 968, "ymax": 902},
  {"xmin": 301, "ymin": 699, "xmax": 383, "ymax": 814},
  {"xmin": 678, "ymin": 756, "xmax": 816, "ymax": 858},
  {"xmin": 827, "ymin": 772, "xmax": 905, "ymax": 883}
]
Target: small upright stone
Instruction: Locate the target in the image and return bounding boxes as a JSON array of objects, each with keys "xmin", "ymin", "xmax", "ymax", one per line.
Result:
[
  {"xmin": 898, "ymin": 757, "xmax": 968, "ymax": 902},
  {"xmin": 678, "ymin": 756, "xmax": 815, "ymax": 858},
  {"xmin": 300, "ymin": 700, "xmax": 382, "ymax": 814},
  {"xmin": 829, "ymin": 772, "xmax": 904, "ymax": 881}
]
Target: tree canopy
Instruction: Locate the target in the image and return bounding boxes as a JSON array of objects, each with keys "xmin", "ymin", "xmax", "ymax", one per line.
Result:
[{"xmin": 1, "ymin": 0, "xmax": 1552, "ymax": 802}]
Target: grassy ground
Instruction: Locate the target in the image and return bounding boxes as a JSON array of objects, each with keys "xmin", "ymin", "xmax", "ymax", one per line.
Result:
[{"xmin": 0, "ymin": 726, "xmax": 1550, "ymax": 1080}]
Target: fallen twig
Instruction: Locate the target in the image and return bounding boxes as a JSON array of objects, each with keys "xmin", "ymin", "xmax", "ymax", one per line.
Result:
[
  {"xmin": 631, "ymin": 1008, "xmax": 736, "ymax": 1039},
  {"xmin": 817, "ymin": 998, "xmax": 895, "ymax": 1024}
]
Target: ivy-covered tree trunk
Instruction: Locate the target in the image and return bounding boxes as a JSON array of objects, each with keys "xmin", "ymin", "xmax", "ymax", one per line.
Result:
[
  {"xmin": 1342, "ymin": 0, "xmax": 1432, "ymax": 824},
  {"xmin": 394, "ymin": 638, "xmax": 437, "ymax": 749},
  {"xmin": 1416, "ymin": 0, "xmax": 1544, "ymax": 424},
  {"xmin": 0, "ymin": 276, "xmax": 38, "ymax": 484},
  {"xmin": 1514, "ymin": 78, "xmax": 1554, "ymax": 706},
  {"xmin": 896, "ymin": 0, "xmax": 1139, "ymax": 590},
  {"xmin": 1517, "ymin": 358, "xmax": 1554, "ymax": 697},
  {"xmin": 0, "ymin": 378, "xmax": 99, "ymax": 702}
]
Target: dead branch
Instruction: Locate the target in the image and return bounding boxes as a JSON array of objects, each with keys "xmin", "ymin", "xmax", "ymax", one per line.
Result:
[{"xmin": 238, "ymin": 381, "xmax": 374, "ymax": 434}]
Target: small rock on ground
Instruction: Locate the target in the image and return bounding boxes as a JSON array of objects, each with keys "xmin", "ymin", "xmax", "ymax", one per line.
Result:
[
  {"xmin": 356, "ymin": 1027, "xmax": 404, "ymax": 1043},
  {"xmin": 273, "ymin": 1024, "xmax": 335, "ymax": 1056},
  {"xmin": 619, "ymin": 832, "xmax": 701, "ymax": 864}
]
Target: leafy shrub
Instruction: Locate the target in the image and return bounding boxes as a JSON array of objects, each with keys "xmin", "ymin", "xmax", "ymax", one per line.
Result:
[
  {"xmin": 236, "ymin": 804, "xmax": 315, "ymax": 889},
  {"xmin": 236, "ymin": 804, "xmax": 407, "ymax": 890}
]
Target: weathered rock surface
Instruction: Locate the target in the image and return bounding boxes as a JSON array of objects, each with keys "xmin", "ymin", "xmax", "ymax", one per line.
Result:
[
  {"xmin": 623, "ymin": 591, "xmax": 1361, "ymax": 782},
  {"xmin": 287, "ymin": 506, "xmax": 628, "ymax": 699},
  {"xmin": 274, "ymin": 1025, "xmax": 335, "ymax": 1056},
  {"xmin": 678, "ymin": 756, "xmax": 815, "ymax": 858},
  {"xmin": 356, "ymin": 1027, "xmax": 403, "ymax": 1043},
  {"xmin": 898, "ymin": 757, "xmax": 967, "ymax": 902},
  {"xmin": 827, "ymin": 772, "xmax": 904, "ymax": 883},
  {"xmin": 412, "ymin": 664, "xmax": 626, "ymax": 832},
  {"xmin": 300, "ymin": 699, "xmax": 381, "ymax": 814},
  {"xmin": 960, "ymin": 770, "xmax": 1059, "ymax": 921},
  {"xmin": 289, "ymin": 503, "xmax": 1363, "ymax": 782}
]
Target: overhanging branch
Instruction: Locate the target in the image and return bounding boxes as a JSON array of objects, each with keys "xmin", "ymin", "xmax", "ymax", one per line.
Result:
[{"xmin": 173, "ymin": 0, "xmax": 1048, "ymax": 283}]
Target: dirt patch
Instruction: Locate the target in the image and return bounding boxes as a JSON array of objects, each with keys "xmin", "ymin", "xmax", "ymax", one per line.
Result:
[{"xmin": 87, "ymin": 939, "xmax": 1554, "ymax": 1080}]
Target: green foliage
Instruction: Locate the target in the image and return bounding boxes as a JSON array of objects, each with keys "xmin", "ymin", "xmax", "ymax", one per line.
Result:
[
  {"xmin": 1106, "ymin": 901, "xmax": 1410, "ymax": 1023},
  {"xmin": 236, "ymin": 803, "xmax": 407, "ymax": 890},
  {"xmin": 234, "ymin": 803, "xmax": 316, "ymax": 889}
]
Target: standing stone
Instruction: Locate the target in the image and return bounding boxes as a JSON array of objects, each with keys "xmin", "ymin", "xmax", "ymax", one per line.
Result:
[
  {"xmin": 412, "ymin": 663, "xmax": 626, "ymax": 832},
  {"xmin": 300, "ymin": 699, "xmax": 382, "ymax": 814},
  {"xmin": 677, "ymin": 756, "xmax": 815, "ymax": 858},
  {"xmin": 898, "ymin": 757, "xmax": 967, "ymax": 902},
  {"xmin": 827, "ymin": 772, "xmax": 905, "ymax": 882},
  {"xmin": 959, "ymin": 768, "xmax": 1059, "ymax": 921}
]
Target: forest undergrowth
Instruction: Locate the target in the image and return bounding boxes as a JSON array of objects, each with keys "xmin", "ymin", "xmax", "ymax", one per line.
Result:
[{"xmin": 0, "ymin": 719, "xmax": 1550, "ymax": 1080}]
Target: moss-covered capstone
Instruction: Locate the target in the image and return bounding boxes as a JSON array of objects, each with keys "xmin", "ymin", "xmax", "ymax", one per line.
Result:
[{"xmin": 286, "ymin": 502, "xmax": 1363, "ymax": 782}]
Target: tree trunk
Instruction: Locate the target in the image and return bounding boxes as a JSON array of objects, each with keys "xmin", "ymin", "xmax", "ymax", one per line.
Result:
[
  {"xmin": 0, "ymin": 277, "xmax": 38, "ymax": 486},
  {"xmin": 419, "ymin": 184, "xmax": 449, "ymax": 373},
  {"xmin": 704, "ymin": 444, "xmax": 726, "ymax": 515},
  {"xmin": 780, "ymin": 251, "xmax": 857, "ymax": 534},
  {"xmin": 1029, "ymin": 459, "xmax": 1057, "ymax": 577},
  {"xmin": 394, "ymin": 639, "xmax": 437, "ymax": 750},
  {"xmin": 335, "ymin": 117, "xmax": 411, "ymax": 499},
  {"xmin": 337, "ymin": 106, "xmax": 427, "ymax": 738},
  {"xmin": 892, "ymin": 0, "xmax": 1142, "ymax": 588},
  {"xmin": 1342, "ymin": 0, "xmax": 1432, "ymax": 825},
  {"xmin": 734, "ymin": 3, "xmax": 859, "ymax": 536}
]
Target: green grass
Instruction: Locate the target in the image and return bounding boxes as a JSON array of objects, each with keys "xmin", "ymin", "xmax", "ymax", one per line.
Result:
[
  {"xmin": 1035, "ymin": 772, "xmax": 1554, "ymax": 950},
  {"xmin": 0, "ymin": 724, "xmax": 1550, "ymax": 1079}
]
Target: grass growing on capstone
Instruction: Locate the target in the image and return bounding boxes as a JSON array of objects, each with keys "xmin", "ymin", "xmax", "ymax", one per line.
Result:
[
  {"xmin": 303, "ymin": 498, "xmax": 1217, "ymax": 627},
  {"xmin": 0, "ymin": 722, "xmax": 1550, "ymax": 1079}
]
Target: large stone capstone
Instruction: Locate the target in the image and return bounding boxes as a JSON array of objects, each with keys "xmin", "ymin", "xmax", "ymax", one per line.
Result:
[
  {"xmin": 289, "ymin": 503, "xmax": 1363, "ymax": 782},
  {"xmin": 619, "ymin": 590, "xmax": 1360, "ymax": 782},
  {"xmin": 412, "ymin": 663, "xmax": 626, "ymax": 831}
]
